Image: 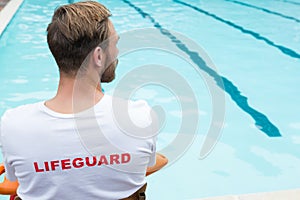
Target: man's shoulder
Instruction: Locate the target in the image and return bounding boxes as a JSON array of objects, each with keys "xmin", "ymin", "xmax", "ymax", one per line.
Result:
[
  {"xmin": 106, "ymin": 95, "xmax": 156, "ymax": 132},
  {"xmin": 106, "ymin": 95, "xmax": 150, "ymax": 109},
  {"xmin": 107, "ymin": 95, "xmax": 151, "ymax": 113},
  {"xmin": 103, "ymin": 95, "xmax": 157, "ymax": 141},
  {"xmin": 1, "ymin": 101, "xmax": 43, "ymax": 120}
]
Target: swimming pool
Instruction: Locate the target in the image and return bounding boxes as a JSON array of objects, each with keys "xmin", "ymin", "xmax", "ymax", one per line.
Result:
[{"xmin": 0, "ymin": 0, "xmax": 300, "ymax": 199}]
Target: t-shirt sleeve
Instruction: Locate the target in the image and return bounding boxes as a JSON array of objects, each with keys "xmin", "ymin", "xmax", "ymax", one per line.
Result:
[
  {"xmin": 2, "ymin": 158, "xmax": 17, "ymax": 181},
  {"xmin": 0, "ymin": 116, "xmax": 18, "ymax": 181},
  {"xmin": 147, "ymin": 103, "xmax": 159, "ymax": 167},
  {"xmin": 148, "ymin": 137, "xmax": 157, "ymax": 167},
  {"xmin": 127, "ymin": 99, "xmax": 159, "ymax": 167}
]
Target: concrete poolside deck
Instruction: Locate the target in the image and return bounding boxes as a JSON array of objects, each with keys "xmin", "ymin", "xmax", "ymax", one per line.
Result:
[
  {"xmin": 0, "ymin": 0, "xmax": 10, "ymax": 11},
  {"xmin": 197, "ymin": 188, "xmax": 300, "ymax": 200},
  {"xmin": 0, "ymin": 0, "xmax": 23, "ymax": 35}
]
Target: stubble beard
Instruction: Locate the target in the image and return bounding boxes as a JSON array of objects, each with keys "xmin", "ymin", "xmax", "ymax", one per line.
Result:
[{"xmin": 101, "ymin": 59, "xmax": 118, "ymax": 83}]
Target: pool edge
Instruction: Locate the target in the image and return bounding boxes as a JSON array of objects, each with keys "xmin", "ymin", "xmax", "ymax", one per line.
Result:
[
  {"xmin": 0, "ymin": 0, "xmax": 24, "ymax": 36},
  {"xmin": 195, "ymin": 188, "xmax": 300, "ymax": 200}
]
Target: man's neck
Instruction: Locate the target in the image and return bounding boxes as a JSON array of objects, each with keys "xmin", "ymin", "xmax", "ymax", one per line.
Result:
[{"xmin": 45, "ymin": 75, "xmax": 103, "ymax": 114}]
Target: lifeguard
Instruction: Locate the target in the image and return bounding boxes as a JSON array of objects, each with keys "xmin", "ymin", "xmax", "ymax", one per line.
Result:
[{"xmin": 33, "ymin": 153, "xmax": 131, "ymax": 172}]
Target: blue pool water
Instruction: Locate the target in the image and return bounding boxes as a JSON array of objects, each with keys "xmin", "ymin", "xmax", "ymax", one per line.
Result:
[{"xmin": 0, "ymin": 0, "xmax": 300, "ymax": 199}]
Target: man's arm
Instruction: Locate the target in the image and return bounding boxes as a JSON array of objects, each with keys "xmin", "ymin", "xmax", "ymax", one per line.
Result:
[{"xmin": 146, "ymin": 153, "xmax": 168, "ymax": 176}]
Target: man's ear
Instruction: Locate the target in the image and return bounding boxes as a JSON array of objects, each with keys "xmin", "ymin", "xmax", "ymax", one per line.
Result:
[{"xmin": 93, "ymin": 47, "xmax": 103, "ymax": 67}]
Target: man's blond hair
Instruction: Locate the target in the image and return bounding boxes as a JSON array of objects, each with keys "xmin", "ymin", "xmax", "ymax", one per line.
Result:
[{"xmin": 47, "ymin": 1, "xmax": 111, "ymax": 76}]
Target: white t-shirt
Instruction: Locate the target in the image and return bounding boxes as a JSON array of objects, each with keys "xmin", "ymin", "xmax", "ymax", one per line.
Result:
[{"xmin": 0, "ymin": 95, "xmax": 157, "ymax": 200}]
